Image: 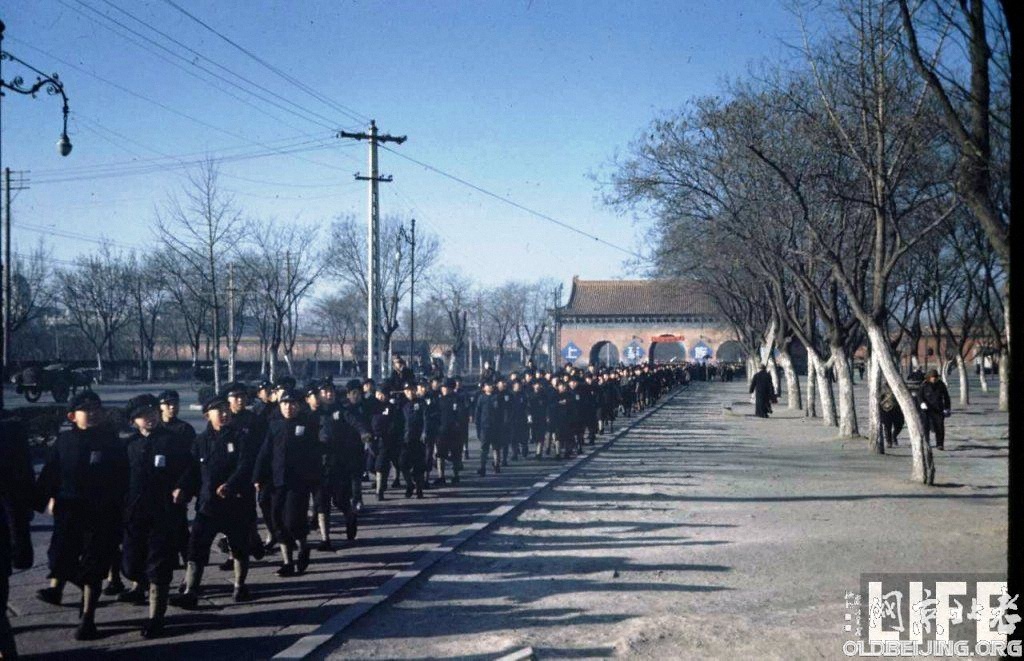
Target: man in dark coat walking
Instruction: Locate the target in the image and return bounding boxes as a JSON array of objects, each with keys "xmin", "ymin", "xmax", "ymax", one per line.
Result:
[
  {"xmin": 918, "ymin": 369, "xmax": 951, "ymax": 449},
  {"xmin": 749, "ymin": 365, "xmax": 775, "ymax": 418}
]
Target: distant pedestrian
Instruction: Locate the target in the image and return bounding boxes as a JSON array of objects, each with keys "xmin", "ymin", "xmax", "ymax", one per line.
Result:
[
  {"xmin": 918, "ymin": 369, "xmax": 951, "ymax": 450},
  {"xmin": 749, "ymin": 365, "xmax": 775, "ymax": 418},
  {"xmin": 879, "ymin": 383, "xmax": 904, "ymax": 448}
]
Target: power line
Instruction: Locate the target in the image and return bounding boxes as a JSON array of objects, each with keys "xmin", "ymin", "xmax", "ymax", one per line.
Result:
[
  {"xmin": 381, "ymin": 146, "xmax": 643, "ymax": 259},
  {"xmin": 159, "ymin": 0, "xmax": 371, "ymax": 126},
  {"xmin": 8, "ymin": 38, "xmax": 352, "ymax": 176},
  {"xmin": 64, "ymin": 0, "xmax": 342, "ymax": 132}
]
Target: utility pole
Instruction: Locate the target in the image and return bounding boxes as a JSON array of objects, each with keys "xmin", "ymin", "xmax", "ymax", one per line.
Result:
[
  {"xmin": 227, "ymin": 262, "xmax": 235, "ymax": 382},
  {"xmin": 2, "ymin": 168, "xmax": 28, "ymax": 373},
  {"xmin": 338, "ymin": 120, "xmax": 406, "ymax": 380},
  {"xmin": 550, "ymin": 283, "xmax": 563, "ymax": 369},
  {"xmin": 399, "ymin": 218, "xmax": 416, "ymax": 369}
]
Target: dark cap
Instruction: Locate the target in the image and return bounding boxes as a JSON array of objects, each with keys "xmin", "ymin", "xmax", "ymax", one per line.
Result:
[
  {"xmin": 362, "ymin": 378, "xmax": 375, "ymax": 386},
  {"xmin": 126, "ymin": 394, "xmax": 160, "ymax": 420},
  {"xmin": 443, "ymin": 378, "xmax": 456, "ymax": 388},
  {"xmin": 303, "ymin": 383, "xmax": 320, "ymax": 398},
  {"xmin": 221, "ymin": 381, "xmax": 248, "ymax": 397},
  {"xmin": 346, "ymin": 379, "xmax": 363, "ymax": 393},
  {"xmin": 278, "ymin": 389, "xmax": 301, "ymax": 403},
  {"xmin": 374, "ymin": 384, "xmax": 389, "ymax": 395},
  {"xmin": 201, "ymin": 393, "xmax": 229, "ymax": 413},
  {"xmin": 274, "ymin": 376, "xmax": 297, "ymax": 391},
  {"xmin": 157, "ymin": 389, "xmax": 180, "ymax": 403},
  {"xmin": 68, "ymin": 390, "xmax": 101, "ymax": 413},
  {"xmin": 402, "ymin": 381, "xmax": 416, "ymax": 391},
  {"xmin": 925, "ymin": 369, "xmax": 939, "ymax": 378}
]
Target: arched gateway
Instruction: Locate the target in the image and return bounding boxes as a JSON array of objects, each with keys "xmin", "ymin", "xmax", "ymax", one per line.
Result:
[{"xmin": 555, "ymin": 277, "xmax": 738, "ymax": 368}]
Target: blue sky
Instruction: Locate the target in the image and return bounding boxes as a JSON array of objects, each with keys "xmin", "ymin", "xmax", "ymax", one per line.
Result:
[{"xmin": 2, "ymin": 0, "xmax": 802, "ymax": 288}]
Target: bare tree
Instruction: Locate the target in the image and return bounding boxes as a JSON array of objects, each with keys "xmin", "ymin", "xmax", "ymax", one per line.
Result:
[
  {"xmin": 510, "ymin": 279, "xmax": 559, "ymax": 363},
  {"xmin": 154, "ymin": 159, "xmax": 242, "ymax": 392},
  {"xmin": 327, "ymin": 215, "xmax": 439, "ymax": 373},
  {"xmin": 239, "ymin": 219, "xmax": 326, "ymax": 380},
  {"xmin": 56, "ymin": 244, "xmax": 132, "ymax": 378},
  {"xmin": 312, "ymin": 286, "xmax": 364, "ymax": 374},
  {"xmin": 431, "ymin": 272, "xmax": 473, "ymax": 376},
  {"xmin": 125, "ymin": 254, "xmax": 167, "ymax": 382},
  {"xmin": 7, "ymin": 240, "xmax": 55, "ymax": 352}
]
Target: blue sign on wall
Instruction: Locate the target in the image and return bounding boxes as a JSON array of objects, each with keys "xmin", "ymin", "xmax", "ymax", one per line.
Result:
[
  {"xmin": 622, "ymin": 341, "xmax": 646, "ymax": 364},
  {"xmin": 561, "ymin": 341, "xmax": 583, "ymax": 362},
  {"xmin": 692, "ymin": 341, "xmax": 713, "ymax": 362}
]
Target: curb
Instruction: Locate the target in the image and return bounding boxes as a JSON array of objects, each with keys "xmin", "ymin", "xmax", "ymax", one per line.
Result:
[{"xmin": 272, "ymin": 385, "xmax": 688, "ymax": 659}]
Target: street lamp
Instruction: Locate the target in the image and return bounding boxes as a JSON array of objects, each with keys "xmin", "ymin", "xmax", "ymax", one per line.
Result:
[{"xmin": 1, "ymin": 20, "xmax": 74, "ymax": 411}]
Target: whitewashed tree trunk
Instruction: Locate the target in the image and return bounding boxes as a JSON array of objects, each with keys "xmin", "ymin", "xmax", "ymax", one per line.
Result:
[
  {"xmin": 978, "ymin": 358, "xmax": 989, "ymax": 393},
  {"xmin": 777, "ymin": 347, "xmax": 802, "ymax": 410},
  {"xmin": 806, "ymin": 357, "xmax": 818, "ymax": 418},
  {"xmin": 832, "ymin": 344, "xmax": 859, "ymax": 437},
  {"xmin": 95, "ymin": 352, "xmax": 104, "ymax": 382},
  {"xmin": 746, "ymin": 355, "xmax": 758, "ymax": 386},
  {"xmin": 812, "ymin": 352, "xmax": 838, "ymax": 427},
  {"xmin": 998, "ymin": 349, "xmax": 1008, "ymax": 411},
  {"xmin": 955, "ymin": 354, "xmax": 969, "ymax": 407},
  {"xmin": 867, "ymin": 351, "xmax": 883, "ymax": 454},
  {"xmin": 868, "ymin": 325, "xmax": 934, "ymax": 485}
]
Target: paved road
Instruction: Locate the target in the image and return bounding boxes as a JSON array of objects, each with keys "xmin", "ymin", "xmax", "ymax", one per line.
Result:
[{"xmin": 7, "ymin": 390, "xmax": 679, "ymax": 660}]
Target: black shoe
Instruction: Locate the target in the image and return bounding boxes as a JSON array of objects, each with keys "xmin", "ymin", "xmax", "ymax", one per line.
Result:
[
  {"xmin": 172, "ymin": 592, "xmax": 199, "ymax": 610},
  {"xmin": 431, "ymin": 477, "xmax": 446, "ymax": 487},
  {"xmin": 103, "ymin": 580, "xmax": 125, "ymax": 596},
  {"xmin": 345, "ymin": 512, "xmax": 358, "ymax": 541},
  {"xmin": 75, "ymin": 620, "xmax": 99, "ymax": 641},
  {"xmin": 317, "ymin": 539, "xmax": 333, "ymax": 552},
  {"xmin": 37, "ymin": 587, "xmax": 63, "ymax": 606},
  {"xmin": 451, "ymin": 475, "xmax": 460, "ymax": 485},
  {"xmin": 501, "ymin": 458, "xmax": 508, "ymax": 467},
  {"xmin": 251, "ymin": 542, "xmax": 266, "ymax": 561},
  {"xmin": 415, "ymin": 487, "xmax": 424, "ymax": 499},
  {"xmin": 118, "ymin": 586, "xmax": 147, "ymax": 605},
  {"xmin": 276, "ymin": 563, "xmax": 296, "ymax": 578},
  {"xmin": 215, "ymin": 537, "xmax": 230, "ymax": 554},
  {"xmin": 476, "ymin": 467, "xmax": 485, "ymax": 477},
  {"xmin": 218, "ymin": 558, "xmax": 233, "ymax": 571},
  {"xmin": 376, "ymin": 488, "xmax": 386, "ymax": 501},
  {"xmin": 405, "ymin": 486, "xmax": 413, "ymax": 498},
  {"xmin": 233, "ymin": 584, "xmax": 252, "ymax": 602},
  {"xmin": 296, "ymin": 548, "xmax": 311, "ymax": 574},
  {"xmin": 141, "ymin": 618, "xmax": 164, "ymax": 639},
  {"xmin": 392, "ymin": 478, "xmax": 402, "ymax": 489},
  {"xmin": 263, "ymin": 539, "xmax": 278, "ymax": 553}
]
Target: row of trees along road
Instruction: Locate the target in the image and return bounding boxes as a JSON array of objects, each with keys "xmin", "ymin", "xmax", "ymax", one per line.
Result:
[
  {"xmin": 604, "ymin": 0, "xmax": 1009, "ymax": 486},
  {"xmin": 8, "ymin": 163, "xmax": 561, "ymax": 391}
]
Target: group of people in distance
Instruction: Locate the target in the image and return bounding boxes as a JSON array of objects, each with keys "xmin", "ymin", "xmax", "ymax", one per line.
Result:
[{"xmin": 0, "ymin": 356, "xmax": 688, "ymax": 653}]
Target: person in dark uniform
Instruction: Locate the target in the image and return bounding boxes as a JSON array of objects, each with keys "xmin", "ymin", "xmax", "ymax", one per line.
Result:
[
  {"xmin": 35, "ymin": 391, "xmax": 128, "ymax": 640},
  {"xmin": 121, "ymin": 394, "xmax": 196, "ymax": 638},
  {"xmin": 1, "ymin": 414, "xmax": 34, "ymax": 659},
  {"xmin": 453, "ymin": 377, "xmax": 472, "ymax": 461},
  {"xmin": 581, "ymin": 374, "xmax": 600, "ymax": 445},
  {"xmin": 386, "ymin": 357, "xmax": 415, "ymax": 394},
  {"xmin": 508, "ymin": 380, "xmax": 529, "ymax": 460},
  {"xmin": 157, "ymin": 389, "xmax": 197, "ymax": 568},
  {"xmin": 749, "ymin": 365, "xmax": 775, "ymax": 418},
  {"xmin": 473, "ymin": 381, "xmax": 502, "ymax": 475},
  {"xmin": 434, "ymin": 379, "xmax": 463, "ymax": 485},
  {"xmin": 918, "ymin": 369, "xmax": 951, "ymax": 449},
  {"xmin": 370, "ymin": 385, "xmax": 399, "ymax": 500},
  {"xmin": 254, "ymin": 389, "xmax": 321, "ymax": 576},
  {"xmin": 422, "ymin": 378, "xmax": 443, "ymax": 485},
  {"xmin": 494, "ymin": 378, "xmax": 513, "ymax": 466},
  {"xmin": 340, "ymin": 380, "xmax": 372, "ymax": 511},
  {"xmin": 173, "ymin": 394, "xmax": 256, "ymax": 609},
  {"xmin": 550, "ymin": 381, "xmax": 573, "ymax": 459},
  {"xmin": 312, "ymin": 380, "xmax": 368, "ymax": 549},
  {"xmin": 528, "ymin": 380, "xmax": 549, "ymax": 458},
  {"xmin": 567, "ymin": 377, "xmax": 586, "ymax": 455},
  {"xmin": 399, "ymin": 383, "xmax": 427, "ymax": 498},
  {"xmin": 220, "ymin": 382, "xmax": 268, "ymax": 562}
]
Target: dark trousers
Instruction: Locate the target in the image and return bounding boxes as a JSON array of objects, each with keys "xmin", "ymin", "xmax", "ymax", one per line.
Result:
[
  {"xmin": 47, "ymin": 500, "xmax": 120, "ymax": 587},
  {"xmin": 122, "ymin": 509, "xmax": 181, "ymax": 586},
  {"xmin": 922, "ymin": 412, "xmax": 945, "ymax": 448},
  {"xmin": 258, "ymin": 485, "xmax": 275, "ymax": 540},
  {"xmin": 271, "ymin": 488, "xmax": 311, "ymax": 545},
  {"xmin": 400, "ymin": 440, "xmax": 426, "ymax": 488},
  {"xmin": 188, "ymin": 510, "xmax": 252, "ymax": 565}
]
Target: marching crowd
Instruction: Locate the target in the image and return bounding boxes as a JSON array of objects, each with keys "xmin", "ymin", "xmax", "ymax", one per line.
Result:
[{"xmin": 0, "ymin": 357, "xmax": 687, "ymax": 655}]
